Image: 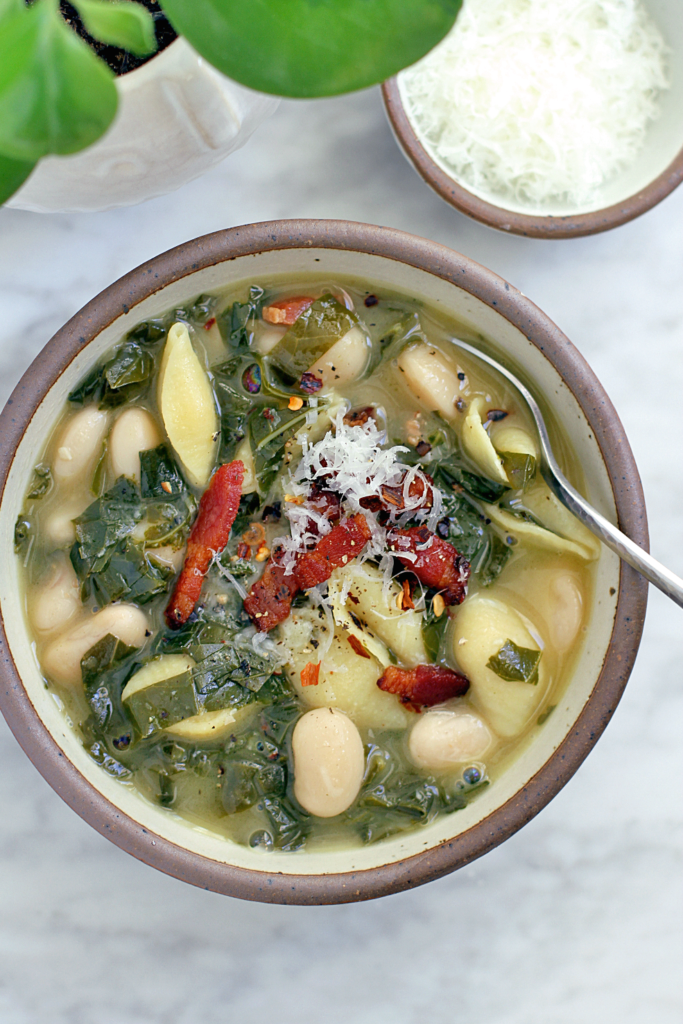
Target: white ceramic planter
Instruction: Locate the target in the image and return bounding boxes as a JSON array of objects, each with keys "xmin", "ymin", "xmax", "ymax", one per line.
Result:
[{"xmin": 7, "ymin": 38, "xmax": 280, "ymax": 213}]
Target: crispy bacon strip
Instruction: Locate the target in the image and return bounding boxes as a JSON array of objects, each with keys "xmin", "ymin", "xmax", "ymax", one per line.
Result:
[
  {"xmin": 388, "ymin": 526, "xmax": 470, "ymax": 605},
  {"xmin": 165, "ymin": 461, "xmax": 244, "ymax": 628},
  {"xmin": 243, "ymin": 556, "xmax": 300, "ymax": 633},
  {"xmin": 295, "ymin": 515, "xmax": 372, "ymax": 589},
  {"xmin": 377, "ymin": 664, "xmax": 469, "ymax": 708},
  {"xmin": 301, "ymin": 662, "xmax": 321, "ymax": 687},
  {"xmin": 245, "ymin": 513, "xmax": 371, "ymax": 632},
  {"xmin": 262, "ymin": 296, "xmax": 315, "ymax": 325}
]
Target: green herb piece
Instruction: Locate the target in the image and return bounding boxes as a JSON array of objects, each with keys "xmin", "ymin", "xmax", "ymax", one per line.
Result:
[
  {"xmin": 86, "ymin": 740, "xmax": 131, "ymax": 779},
  {"xmin": 160, "ymin": 0, "xmax": 461, "ymax": 98},
  {"xmin": 13, "ymin": 514, "xmax": 33, "ymax": 556},
  {"xmin": 0, "ymin": 0, "xmax": 117, "ymax": 163},
  {"xmin": 70, "ymin": 475, "xmax": 189, "ymax": 605},
  {"xmin": 90, "ymin": 442, "xmax": 107, "ymax": 497},
  {"xmin": 81, "ymin": 633, "xmax": 139, "ymax": 748},
  {"xmin": 437, "ymin": 489, "xmax": 511, "ymax": 587},
  {"xmin": 487, "ymin": 639, "xmax": 541, "ymax": 684},
  {"xmin": 181, "ymin": 293, "xmax": 217, "ymax": 326},
  {"xmin": 105, "ymin": 341, "xmax": 154, "ymax": 390},
  {"xmin": 230, "ymin": 492, "xmax": 261, "ymax": 537},
  {"xmin": 27, "ymin": 464, "xmax": 52, "ymax": 499},
  {"xmin": 500, "ymin": 451, "xmax": 536, "ymax": 491},
  {"xmin": 219, "ymin": 285, "xmax": 265, "ymax": 350},
  {"xmin": 124, "ymin": 670, "xmax": 198, "ymax": 738},
  {"xmin": 70, "ymin": 0, "xmax": 157, "ymax": 56},
  {"xmin": 537, "ymin": 704, "xmax": 557, "ymax": 725},
  {"xmin": 77, "ymin": 539, "xmax": 173, "ymax": 605},
  {"xmin": 158, "ymin": 772, "xmax": 175, "ymax": 807},
  {"xmin": 0, "ymin": 151, "xmax": 35, "ymax": 205},
  {"xmin": 435, "ymin": 462, "xmax": 507, "ymax": 503},
  {"xmin": 477, "ymin": 533, "xmax": 513, "ymax": 587},
  {"xmin": 126, "ymin": 318, "xmax": 166, "ymax": 346},
  {"xmin": 269, "ymin": 295, "xmax": 357, "ymax": 380},
  {"xmin": 139, "ymin": 444, "xmax": 185, "ymax": 500},
  {"xmin": 421, "ymin": 594, "xmax": 449, "ymax": 661},
  {"xmin": 73, "ymin": 476, "xmax": 143, "ymax": 568},
  {"xmin": 193, "ymin": 641, "xmax": 279, "ymax": 708},
  {"xmin": 69, "ymin": 339, "xmax": 155, "ymax": 408}
]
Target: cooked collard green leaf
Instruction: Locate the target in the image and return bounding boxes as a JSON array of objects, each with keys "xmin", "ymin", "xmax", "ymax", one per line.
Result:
[{"xmin": 487, "ymin": 639, "xmax": 541, "ymax": 684}]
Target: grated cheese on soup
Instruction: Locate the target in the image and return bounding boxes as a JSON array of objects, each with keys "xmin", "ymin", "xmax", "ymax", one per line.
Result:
[{"xmin": 399, "ymin": 0, "xmax": 669, "ymax": 206}]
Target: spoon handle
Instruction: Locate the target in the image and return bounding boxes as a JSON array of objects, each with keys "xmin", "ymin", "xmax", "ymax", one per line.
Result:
[
  {"xmin": 447, "ymin": 337, "xmax": 683, "ymax": 609},
  {"xmin": 544, "ymin": 466, "xmax": 683, "ymax": 609}
]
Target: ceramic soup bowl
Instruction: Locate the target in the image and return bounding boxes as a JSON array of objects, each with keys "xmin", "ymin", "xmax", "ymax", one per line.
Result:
[{"xmin": 0, "ymin": 221, "xmax": 648, "ymax": 904}]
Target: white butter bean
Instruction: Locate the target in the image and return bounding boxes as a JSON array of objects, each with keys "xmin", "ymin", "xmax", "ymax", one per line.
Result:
[
  {"xmin": 52, "ymin": 407, "xmax": 110, "ymax": 483},
  {"xmin": 292, "ymin": 708, "xmax": 364, "ymax": 818},
  {"xmin": 251, "ymin": 322, "xmax": 287, "ymax": 355},
  {"xmin": 397, "ymin": 342, "xmax": 462, "ymax": 421},
  {"xmin": 44, "ymin": 496, "xmax": 91, "ymax": 547},
  {"xmin": 409, "ymin": 709, "xmax": 493, "ymax": 771},
  {"xmin": 42, "ymin": 604, "xmax": 148, "ymax": 687},
  {"xmin": 307, "ymin": 326, "xmax": 370, "ymax": 391},
  {"xmin": 28, "ymin": 554, "xmax": 81, "ymax": 634},
  {"xmin": 548, "ymin": 573, "xmax": 584, "ymax": 652},
  {"xmin": 109, "ymin": 408, "xmax": 161, "ymax": 483}
]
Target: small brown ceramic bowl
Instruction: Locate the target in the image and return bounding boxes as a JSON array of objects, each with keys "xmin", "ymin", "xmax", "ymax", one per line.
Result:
[
  {"xmin": 0, "ymin": 220, "xmax": 648, "ymax": 904},
  {"xmin": 382, "ymin": 0, "xmax": 683, "ymax": 241}
]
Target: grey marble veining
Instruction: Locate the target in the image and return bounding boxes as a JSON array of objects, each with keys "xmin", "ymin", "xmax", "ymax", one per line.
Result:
[{"xmin": 0, "ymin": 89, "xmax": 681, "ymax": 1024}]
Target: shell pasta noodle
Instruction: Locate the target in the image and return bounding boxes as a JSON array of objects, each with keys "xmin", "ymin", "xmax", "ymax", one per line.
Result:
[{"xmin": 16, "ymin": 280, "xmax": 597, "ymax": 852}]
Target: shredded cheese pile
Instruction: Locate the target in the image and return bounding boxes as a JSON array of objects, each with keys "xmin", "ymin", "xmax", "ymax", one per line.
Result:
[
  {"xmin": 400, "ymin": 0, "xmax": 669, "ymax": 205},
  {"xmin": 275, "ymin": 410, "xmax": 443, "ymax": 577}
]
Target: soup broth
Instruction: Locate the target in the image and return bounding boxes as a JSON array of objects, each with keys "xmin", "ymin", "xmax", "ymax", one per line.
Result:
[{"xmin": 16, "ymin": 279, "xmax": 597, "ymax": 852}]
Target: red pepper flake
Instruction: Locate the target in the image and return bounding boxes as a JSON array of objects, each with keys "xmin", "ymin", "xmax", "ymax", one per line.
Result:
[
  {"xmin": 165, "ymin": 460, "xmax": 244, "ymax": 628},
  {"xmin": 347, "ymin": 635, "xmax": 371, "ymax": 659},
  {"xmin": 299, "ymin": 371, "xmax": 323, "ymax": 394},
  {"xmin": 263, "ymin": 407, "xmax": 276, "ymax": 421},
  {"xmin": 203, "ymin": 317, "xmax": 216, "ymax": 330},
  {"xmin": 301, "ymin": 661, "xmax": 321, "ymax": 687},
  {"xmin": 236, "ymin": 541, "xmax": 251, "ymax": 560},
  {"xmin": 377, "ymin": 664, "xmax": 469, "ymax": 708},
  {"xmin": 401, "ymin": 580, "xmax": 415, "ymax": 610}
]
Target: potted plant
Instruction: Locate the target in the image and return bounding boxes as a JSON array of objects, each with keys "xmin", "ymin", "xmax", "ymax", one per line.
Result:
[{"xmin": 0, "ymin": 0, "xmax": 462, "ymax": 212}]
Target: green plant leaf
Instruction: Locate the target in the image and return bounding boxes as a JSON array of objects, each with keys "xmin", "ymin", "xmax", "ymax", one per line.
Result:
[
  {"xmin": 0, "ymin": 0, "xmax": 118, "ymax": 162},
  {"xmin": 0, "ymin": 151, "xmax": 35, "ymax": 204},
  {"xmin": 159, "ymin": 0, "xmax": 462, "ymax": 98},
  {"xmin": 71, "ymin": 0, "xmax": 157, "ymax": 56}
]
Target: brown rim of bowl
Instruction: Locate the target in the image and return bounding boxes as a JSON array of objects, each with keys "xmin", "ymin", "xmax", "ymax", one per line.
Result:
[
  {"xmin": 382, "ymin": 78, "xmax": 683, "ymax": 240},
  {"xmin": 0, "ymin": 219, "xmax": 649, "ymax": 905}
]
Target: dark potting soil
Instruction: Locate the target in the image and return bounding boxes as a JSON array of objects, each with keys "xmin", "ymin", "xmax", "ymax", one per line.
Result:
[{"xmin": 59, "ymin": 0, "xmax": 177, "ymax": 76}]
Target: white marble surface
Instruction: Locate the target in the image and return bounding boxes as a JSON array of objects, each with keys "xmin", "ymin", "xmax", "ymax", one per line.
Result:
[{"xmin": 0, "ymin": 90, "xmax": 681, "ymax": 1024}]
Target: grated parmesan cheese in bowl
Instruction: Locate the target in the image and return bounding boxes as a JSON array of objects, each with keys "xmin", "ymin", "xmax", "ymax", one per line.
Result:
[{"xmin": 398, "ymin": 0, "xmax": 670, "ymax": 209}]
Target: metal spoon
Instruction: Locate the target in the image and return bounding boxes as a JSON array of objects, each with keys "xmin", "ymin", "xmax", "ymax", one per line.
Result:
[{"xmin": 450, "ymin": 338, "xmax": 683, "ymax": 609}]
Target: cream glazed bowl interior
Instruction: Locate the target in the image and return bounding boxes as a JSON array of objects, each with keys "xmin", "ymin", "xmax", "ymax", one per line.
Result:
[{"xmin": 0, "ymin": 221, "xmax": 648, "ymax": 904}]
